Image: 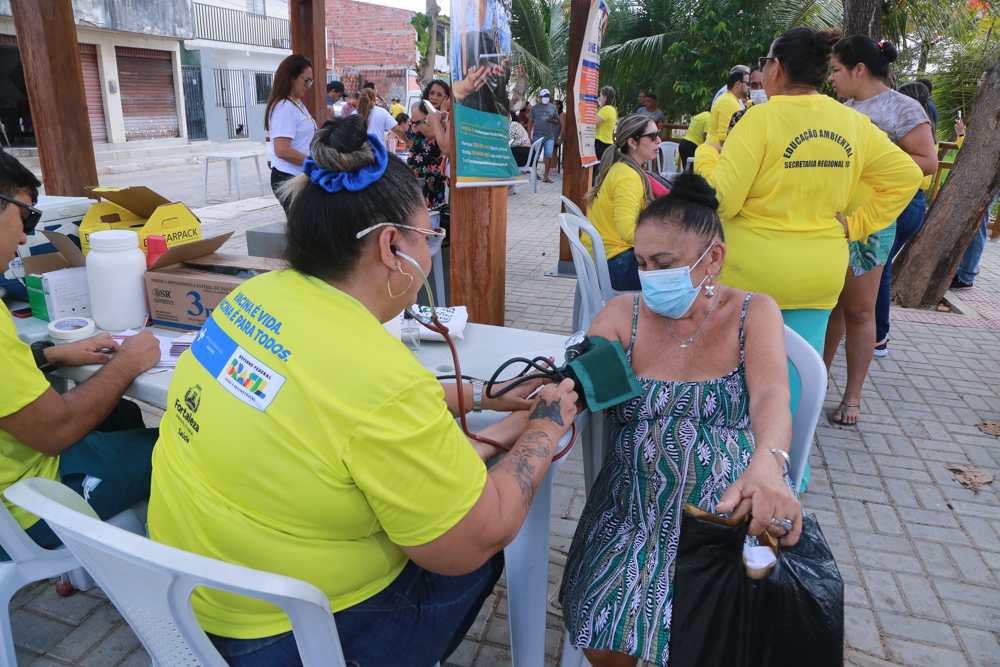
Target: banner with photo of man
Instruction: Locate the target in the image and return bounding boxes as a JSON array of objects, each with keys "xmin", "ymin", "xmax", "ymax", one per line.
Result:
[
  {"xmin": 450, "ymin": 0, "xmax": 522, "ymax": 186},
  {"xmin": 573, "ymin": 0, "xmax": 609, "ymax": 168}
]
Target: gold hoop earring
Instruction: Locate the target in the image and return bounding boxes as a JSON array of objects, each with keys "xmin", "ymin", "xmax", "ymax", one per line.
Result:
[
  {"xmin": 388, "ymin": 265, "xmax": 413, "ymax": 299},
  {"xmin": 704, "ymin": 275, "xmax": 715, "ymax": 298}
]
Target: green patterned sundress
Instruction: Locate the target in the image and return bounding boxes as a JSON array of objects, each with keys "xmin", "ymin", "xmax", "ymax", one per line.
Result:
[
  {"xmin": 849, "ymin": 221, "xmax": 896, "ymax": 277},
  {"xmin": 560, "ymin": 293, "xmax": 756, "ymax": 665}
]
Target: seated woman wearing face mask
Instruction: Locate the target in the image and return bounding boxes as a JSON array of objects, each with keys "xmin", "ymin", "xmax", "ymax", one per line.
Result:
[{"xmin": 560, "ymin": 173, "xmax": 801, "ymax": 667}]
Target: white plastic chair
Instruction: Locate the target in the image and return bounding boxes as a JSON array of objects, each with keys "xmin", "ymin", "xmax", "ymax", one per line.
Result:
[
  {"xmin": 658, "ymin": 141, "xmax": 682, "ymax": 176},
  {"xmin": 560, "ymin": 195, "xmax": 586, "ymax": 221},
  {"xmin": 505, "ymin": 412, "xmax": 588, "ymax": 667},
  {"xmin": 559, "ymin": 213, "xmax": 638, "ymax": 332},
  {"xmin": 4, "ymin": 478, "xmax": 347, "ymax": 667},
  {"xmin": 519, "ymin": 137, "xmax": 545, "ymax": 194},
  {"xmin": 561, "ymin": 326, "xmax": 827, "ymax": 666},
  {"xmin": 0, "ymin": 493, "xmax": 145, "ymax": 667}
]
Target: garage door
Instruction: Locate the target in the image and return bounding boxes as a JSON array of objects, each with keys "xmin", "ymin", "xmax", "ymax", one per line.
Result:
[
  {"xmin": 79, "ymin": 44, "xmax": 107, "ymax": 143},
  {"xmin": 115, "ymin": 47, "xmax": 179, "ymax": 140}
]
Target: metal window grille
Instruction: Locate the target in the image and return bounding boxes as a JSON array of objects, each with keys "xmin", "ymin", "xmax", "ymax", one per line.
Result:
[
  {"xmin": 194, "ymin": 3, "xmax": 290, "ymax": 49},
  {"xmin": 213, "ymin": 68, "xmax": 249, "ymax": 140},
  {"xmin": 182, "ymin": 66, "xmax": 208, "ymax": 141}
]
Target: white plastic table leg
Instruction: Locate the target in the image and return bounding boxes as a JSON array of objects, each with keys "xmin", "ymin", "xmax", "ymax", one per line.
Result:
[
  {"xmin": 234, "ymin": 159, "xmax": 243, "ymax": 200},
  {"xmin": 203, "ymin": 159, "xmax": 210, "ymax": 200},
  {"xmin": 225, "ymin": 159, "xmax": 233, "ymax": 194},
  {"xmin": 254, "ymin": 156, "xmax": 264, "ymax": 196}
]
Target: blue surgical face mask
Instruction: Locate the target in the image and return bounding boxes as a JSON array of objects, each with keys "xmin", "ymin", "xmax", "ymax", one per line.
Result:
[{"xmin": 638, "ymin": 243, "xmax": 715, "ymax": 319}]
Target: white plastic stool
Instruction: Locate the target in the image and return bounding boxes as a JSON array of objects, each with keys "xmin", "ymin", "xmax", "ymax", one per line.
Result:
[{"xmin": 204, "ymin": 152, "xmax": 265, "ymax": 201}]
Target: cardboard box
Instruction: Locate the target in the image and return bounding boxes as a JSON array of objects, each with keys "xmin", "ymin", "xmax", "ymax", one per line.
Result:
[
  {"xmin": 22, "ymin": 231, "xmax": 91, "ymax": 321},
  {"xmin": 144, "ymin": 233, "xmax": 288, "ymax": 331},
  {"xmin": 80, "ymin": 186, "xmax": 202, "ymax": 256}
]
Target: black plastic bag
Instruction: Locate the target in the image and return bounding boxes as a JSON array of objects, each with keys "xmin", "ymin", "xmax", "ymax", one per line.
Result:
[{"xmin": 669, "ymin": 504, "xmax": 844, "ymax": 667}]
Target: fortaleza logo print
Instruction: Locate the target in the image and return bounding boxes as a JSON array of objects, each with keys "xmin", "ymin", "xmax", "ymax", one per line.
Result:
[{"xmin": 217, "ymin": 349, "xmax": 286, "ymax": 412}]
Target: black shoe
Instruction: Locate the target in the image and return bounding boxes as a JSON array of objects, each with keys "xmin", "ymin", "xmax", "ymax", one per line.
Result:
[{"xmin": 950, "ymin": 276, "xmax": 974, "ymax": 290}]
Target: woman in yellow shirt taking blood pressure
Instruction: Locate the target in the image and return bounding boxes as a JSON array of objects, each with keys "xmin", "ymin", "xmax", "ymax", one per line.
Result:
[
  {"xmin": 695, "ymin": 26, "xmax": 922, "ymax": 490},
  {"xmin": 148, "ymin": 114, "xmax": 578, "ymax": 667}
]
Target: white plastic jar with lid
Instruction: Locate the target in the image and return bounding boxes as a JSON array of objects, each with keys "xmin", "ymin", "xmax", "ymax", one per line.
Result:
[{"xmin": 86, "ymin": 230, "xmax": 148, "ymax": 331}]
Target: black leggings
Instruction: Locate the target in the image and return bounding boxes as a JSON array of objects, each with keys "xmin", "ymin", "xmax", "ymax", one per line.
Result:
[
  {"xmin": 679, "ymin": 139, "xmax": 698, "ymax": 171},
  {"xmin": 271, "ymin": 168, "xmax": 295, "ymax": 213}
]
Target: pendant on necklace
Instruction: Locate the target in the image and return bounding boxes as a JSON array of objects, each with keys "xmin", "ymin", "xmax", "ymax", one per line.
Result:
[{"xmin": 680, "ymin": 342, "xmax": 688, "ymax": 349}]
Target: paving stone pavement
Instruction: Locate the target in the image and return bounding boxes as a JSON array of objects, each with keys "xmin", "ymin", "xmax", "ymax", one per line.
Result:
[{"xmin": 10, "ymin": 162, "xmax": 1000, "ymax": 666}]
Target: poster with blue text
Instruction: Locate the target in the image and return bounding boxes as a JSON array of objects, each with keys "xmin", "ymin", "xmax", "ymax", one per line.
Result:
[{"xmin": 574, "ymin": 0, "xmax": 609, "ymax": 168}]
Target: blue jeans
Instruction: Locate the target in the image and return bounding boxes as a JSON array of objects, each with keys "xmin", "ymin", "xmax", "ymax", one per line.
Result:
[
  {"xmin": 607, "ymin": 248, "xmax": 641, "ymax": 291},
  {"xmin": 956, "ymin": 190, "xmax": 1000, "ymax": 284},
  {"xmin": 4, "ymin": 399, "xmax": 157, "ymax": 561},
  {"xmin": 875, "ymin": 190, "xmax": 926, "ymax": 343},
  {"xmin": 208, "ymin": 553, "xmax": 504, "ymax": 667}
]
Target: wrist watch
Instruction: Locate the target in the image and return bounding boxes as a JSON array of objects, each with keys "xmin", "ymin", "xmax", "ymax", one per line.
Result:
[
  {"xmin": 472, "ymin": 379, "xmax": 484, "ymax": 413},
  {"xmin": 31, "ymin": 341, "xmax": 57, "ymax": 374}
]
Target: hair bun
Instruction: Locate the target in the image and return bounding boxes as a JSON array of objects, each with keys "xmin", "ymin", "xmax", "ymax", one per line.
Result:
[
  {"xmin": 310, "ymin": 115, "xmax": 375, "ymax": 173},
  {"xmin": 879, "ymin": 40, "xmax": 899, "ymax": 63},
  {"xmin": 810, "ymin": 30, "xmax": 839, "ymax": 59},
  {"xmin": 669, "ymin": 172, "xmax": 719, "ymax": 211}
]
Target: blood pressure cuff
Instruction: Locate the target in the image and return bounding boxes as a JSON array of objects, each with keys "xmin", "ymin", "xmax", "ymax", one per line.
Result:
[{"xmin": 562, "ymin": 336, "xmax": 642, "ymax": 412}]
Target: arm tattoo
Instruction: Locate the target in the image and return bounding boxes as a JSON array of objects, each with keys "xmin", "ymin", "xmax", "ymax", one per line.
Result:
[
  {"xmin": 497, "ymin": 430, "xmax": 552, "ymax": 509},
  {"xmin": 529, "ymin": 398, "xmax": 564, "ymax": 426}
]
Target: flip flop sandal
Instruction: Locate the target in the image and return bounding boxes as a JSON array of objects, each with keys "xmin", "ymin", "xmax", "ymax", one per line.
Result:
[{"xmin": 829, "ymin": 402, "xmax": 860, "ymax": 426}]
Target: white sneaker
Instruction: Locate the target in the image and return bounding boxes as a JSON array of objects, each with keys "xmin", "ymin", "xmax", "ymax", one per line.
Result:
[{"xmin": 873, "ymin": 338, "xmax": 888, "ymax": 357}]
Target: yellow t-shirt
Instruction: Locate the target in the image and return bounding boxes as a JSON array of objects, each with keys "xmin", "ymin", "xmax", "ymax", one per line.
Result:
[
  {"xmin": 695, "ymin": 94, "xmax": 923, "ymax": 310},
  {"xmin": 595, "ymin": 105, "xmax": 617, "ymax": 144},
  {"xmin": 0, "ymin": 302, "xmax": 60, "ymax": 529},
  {"xmin": 584, "ymin": 162, "xmax": 648, "ymax": 260},
  {"xmin": 684, "ymin": 112, "xmax": 710, "ymax": 146},
  {"xmin": 390, "ymin": 103, "xmax": 404, "ymax": 119},
  {"xmin": 707, "ymin": 91, "xmax": 743, "ymax": 145},
  {"xmin": 148, "ymin": 270, "xmax": 487, "ymax": 639}
]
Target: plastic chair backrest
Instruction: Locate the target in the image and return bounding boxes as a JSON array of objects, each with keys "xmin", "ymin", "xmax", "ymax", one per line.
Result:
[
  {"xmin": 659, "ymin": 141, "xmax": 681, "ymax": 174},
  {"xmin": 0, "ymin": 488, "xmax": 68, "ymax": 564},
  {"xmin": 523, "ymin": 137, "xmax": 544, "ymax": 171},
  {"xmin": 560, "ymin": 213, "xmax": 615, "ymax": 305},
  {"xmin": 5, "ymin": 478, "xmax": 347, "ymax": 667},
  {"xmin": 560, "ymin": 215, "xmax": 603, "ymax": 331},
  {"xmin": 783, "ymin": 325, "xmax": 827, "ymax": 491},
  {"xmin": 560, "ymin": 196, "xmax": 586, "ymax": 221}
]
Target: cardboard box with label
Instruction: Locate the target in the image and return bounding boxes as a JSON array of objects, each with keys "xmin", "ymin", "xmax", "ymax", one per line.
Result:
[
  {"xmin": 145, "ymin": 233, "xmax": 288, "ymax": 331},
  {"xmin": 23, "ymin": 231, "xmax": 92, "ymax": 321},
  {"xmin": 80, "ymin": 186, "xmax": 202, "ymax": 256}
]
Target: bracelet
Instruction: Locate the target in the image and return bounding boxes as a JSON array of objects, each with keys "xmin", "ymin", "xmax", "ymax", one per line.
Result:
[
  {"xmin": 472, "ymin": 380, "xmax": 484, "ymax": 413},
  {"xmin": 769, "ymin": 448, "xmax": 791, "ymax": 472}
]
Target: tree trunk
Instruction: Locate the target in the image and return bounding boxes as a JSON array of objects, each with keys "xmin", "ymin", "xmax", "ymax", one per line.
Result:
[
  {"xmin": 843, "ymin": 0, "xmax": 882, "ymax": 38},
  {"xmin": 891, "ymin": 64, "xmax": 1000, "ymax": 308},
  {"xmin": 418, "ymin": 0, "xmax": 440, "ymax": 87}
]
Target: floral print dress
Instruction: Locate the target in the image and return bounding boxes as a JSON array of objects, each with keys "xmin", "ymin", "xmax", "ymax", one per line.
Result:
[{"xmin": 407, "ymin": 118, "xmax": 448, "ymax": 208}]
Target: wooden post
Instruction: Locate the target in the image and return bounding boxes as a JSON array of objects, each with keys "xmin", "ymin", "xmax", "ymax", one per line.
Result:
[
  {"xmin": 448, "ymin": 122, "xmax": 508, "ymax": 326},
  {"xmin": 558, "ymin": 0, "xmax": 594, "ymax": 271},
  {"xmin": 11, "ymin": 0, "xmax": 98, "ymax": 197},
  {"xmin": 290, "ymin": 0, "xmax": 327, "ymax": 122}
]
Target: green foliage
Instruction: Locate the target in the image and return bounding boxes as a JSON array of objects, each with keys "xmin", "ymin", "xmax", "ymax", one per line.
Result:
[
  {"xmin": 660, "ymin": 2, "xmax": 782, "ymax": 116},
  {"xmin": 412, "ymin": 13, "xmax": 434, "ymax": 64},
  {"xmin": 510, "ymin": 0, "xmax": 571, "ymax": 97}
]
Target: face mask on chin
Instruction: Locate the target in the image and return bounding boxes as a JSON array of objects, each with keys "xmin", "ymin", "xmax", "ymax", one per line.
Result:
[
  {"xmin": 638, "ymin": 243, "xmax": 715, "ymax": 319},
  {"xmin": 750, "ymin": 89, "xmax": 768, "ymax": 105}
]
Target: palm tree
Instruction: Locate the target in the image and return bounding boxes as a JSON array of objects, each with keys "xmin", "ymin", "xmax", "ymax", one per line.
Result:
[{"xmin": 509, "ymin": 0, "xmax": 572, "ymax": 98}]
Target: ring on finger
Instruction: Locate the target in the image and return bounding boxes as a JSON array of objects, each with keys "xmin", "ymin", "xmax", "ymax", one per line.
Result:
[
  {"xmin": 769, "ymin": 518, "xmax": 786, "ymax": 532},
  {"xmin": 781, "ymin": 519, "xmax": 793, "ymax": 532}
]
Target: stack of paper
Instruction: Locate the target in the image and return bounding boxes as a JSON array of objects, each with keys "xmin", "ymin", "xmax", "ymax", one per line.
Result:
[
  {"xmin": 113, "ymin": 329, "xmax": 196, "ymax": 374},
  {"xmin": 169, "ymin": 331, "xmax": 198, "ymax": 356}
]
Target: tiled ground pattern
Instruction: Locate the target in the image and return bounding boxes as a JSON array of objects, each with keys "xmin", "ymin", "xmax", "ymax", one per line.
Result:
[{"xmin": 10, "ymin": 163, "xmax": 1000, "ymax": 667}]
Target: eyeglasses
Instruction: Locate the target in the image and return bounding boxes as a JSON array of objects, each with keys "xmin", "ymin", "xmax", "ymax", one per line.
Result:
[
  {"xmin": 299, "ymin": 75, "xmax": 314, "ymax": 86},
  {"xmin": 0, "ymin": 193, "xmax": 42, "ymax": 235},
  {"xmin": 356, "ymin": 222, "xmax": 447, "ymax": 250},
  {"xmin": 758, "ymin": 56, "xmax": 776, "ymax": 71}
]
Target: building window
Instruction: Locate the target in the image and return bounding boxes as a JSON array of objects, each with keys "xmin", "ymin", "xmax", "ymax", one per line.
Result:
[
  {"xmin": 247, "ymin": 0, "xmax": 266, "ymax": 16},
  {"xmin": 255, "ymin": 72, "xmax": 273, "ymax": 103}
]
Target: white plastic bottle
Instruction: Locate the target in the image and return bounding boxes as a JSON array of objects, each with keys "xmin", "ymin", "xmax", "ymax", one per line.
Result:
[{"xmin": 86, "ymin": 230, "xmax": 148, "ymax": 331}]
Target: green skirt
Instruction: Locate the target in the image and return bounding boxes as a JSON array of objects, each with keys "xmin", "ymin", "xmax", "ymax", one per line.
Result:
[{"xmin": 849, "ymin": 222, "xmax": 896, "ymax": 277}]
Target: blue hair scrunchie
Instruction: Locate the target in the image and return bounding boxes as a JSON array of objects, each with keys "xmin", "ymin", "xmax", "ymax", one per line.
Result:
[{"xmin": 301, "ymin": 132, "xmax": 388, "ymax": 193}]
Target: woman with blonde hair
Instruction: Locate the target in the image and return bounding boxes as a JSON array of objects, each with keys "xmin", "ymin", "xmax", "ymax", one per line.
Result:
[
  {"xmin": 356, "ymin": 88, "xmax": 409, "ymax": 148},
  {"xmin": 585, "ymin": 113, "xmax": 662, "ymax": 290}
]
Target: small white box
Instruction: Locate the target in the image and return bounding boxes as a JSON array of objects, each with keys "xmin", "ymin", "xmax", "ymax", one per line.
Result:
[{"xmin": 41, "ymin": 267, "xmax": 91, "ymax": 319}]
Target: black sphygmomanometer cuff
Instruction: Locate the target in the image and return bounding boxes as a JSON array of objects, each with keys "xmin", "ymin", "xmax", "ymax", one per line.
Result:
[{"xmin": 562, "ymin": 336, "xmax": 643, "ymax": 412}]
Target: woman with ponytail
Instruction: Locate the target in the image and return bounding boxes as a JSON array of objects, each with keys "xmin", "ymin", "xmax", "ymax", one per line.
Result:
[
  {"xmin": 695, "ymin": 27, "xmax": 922, "ymax": 488},
  {"xmin": 355, "ymin": 88, "xmax": 409, "ymax": 148},
  {"xmin": 822, "ymin": 36, "xmax": 937, "ymax": 426},
  {"xmin": 584, "ymin": 113, "xmax": 661, "ymax": 290},
  {"xmin": 149, "ymin": 114, "xmax": 578, "ymax": 667}
]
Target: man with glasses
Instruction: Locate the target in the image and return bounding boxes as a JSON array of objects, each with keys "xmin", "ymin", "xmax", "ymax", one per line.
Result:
[
  {"xmin": 707, "ymin": 70, "xmax": 749, "ymax": 146},
  {"xmin": 0, "ymin": 152, "xmax": 162, "ymax": 559}
]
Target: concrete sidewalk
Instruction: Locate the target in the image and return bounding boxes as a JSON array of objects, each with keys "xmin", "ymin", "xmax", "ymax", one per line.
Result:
[{"xmin": 7, "ymin": 165, "xmax": 1000, "ymax": 667}]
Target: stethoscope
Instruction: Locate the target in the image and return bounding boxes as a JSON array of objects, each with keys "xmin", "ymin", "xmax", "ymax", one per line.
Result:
[{"xmin": 391, "ymin": 246, "xmax": 578, "ymax": 460}]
